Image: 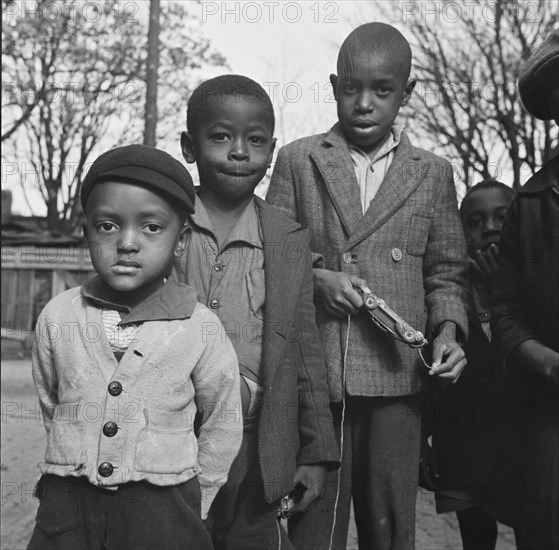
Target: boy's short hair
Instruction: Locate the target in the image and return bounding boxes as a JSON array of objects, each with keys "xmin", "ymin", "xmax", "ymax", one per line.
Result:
[
  {"xmin": 186, "ymin": 74, "xmax": 275, "ymax": 136},
  {"xmin": 337, "ymin": 22, "xmax": 412, "ymax": 82},
  {"xmin": 81, "ymin": 144, "xmax": 195, "ymax": 217},
  {"xmin": 460, "ymin": 179, "xmax": 516, "ymax": 218}
]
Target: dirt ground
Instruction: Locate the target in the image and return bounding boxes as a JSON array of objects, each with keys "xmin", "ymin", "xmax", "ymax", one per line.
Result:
[{"xmin": 1, "ymin": 358, "xmax": 516, "ymax": 550}]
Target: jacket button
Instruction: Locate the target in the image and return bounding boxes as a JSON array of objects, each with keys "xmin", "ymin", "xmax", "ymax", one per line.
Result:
[
  {"xmin": 210, "ymin": 299, "xmax": 220, "ymax": 309},
  {"xmin": 103, "ymin": 421, "xmax": 118, "ymax": 437},
  {"xmin": 98, "ymin": 462, "xmax": 114, "ymax": 477},
  {"xmin": 108, "ymin": 381, "xmax": 122, "ymax": 396},
  {"xmin": 343, "ymin": 252, "xmax": 352, "ymax": 264},
  {"xmin": 214, "ymin": 263, "xmax": 223, "ymax": 271},
  {"xmin": 391, "ymin": 248, "xmax": 403, "ymax": 262}
]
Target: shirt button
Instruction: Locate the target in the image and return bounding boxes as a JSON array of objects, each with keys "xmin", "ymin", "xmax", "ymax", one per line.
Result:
[
  {"xmin": 210, "ymin": 299, "xmax": 220, "ymax": 309},
  {"xmin": 391, "ymin": 248, "xmax": 403, "ymax": 262},
  {"xmin": 214, "ymin": 263, "xmax": 223, "ymax": 272},
  {"xmin": 343, "ymin": 252, "xmax": 352, "ymax": 264},
  {"xmin": 103, "ymin": 421, "xmax": 118, "ymax": 437},
  {"xmin": 108, "ymin": 381, "xmax": 122, "ymax": 396},
  {"xmin": 369, "ymin": 164, "xmax": 375, "ymax": 173},
  {"xmin": 98, "ymin": 462, "xmax": 114, "ymax": 477}
]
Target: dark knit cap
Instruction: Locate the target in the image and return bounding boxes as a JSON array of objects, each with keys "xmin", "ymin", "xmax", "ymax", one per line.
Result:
[
  {"xmin": 518, "ymin": 29, "xmax": 559, "ymax": 120},
  {"xmin": 80, "ymin": 144, "xmax": 195, "ymax": 213}
]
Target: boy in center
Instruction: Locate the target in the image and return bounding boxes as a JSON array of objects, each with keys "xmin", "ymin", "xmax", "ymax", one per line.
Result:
[
  {"xmin": 174, "ymin": 75, "xmax": 339, "ymax": 550},
  {"xmin": 267, "ymin": 22, "xmax": 470, "ymax": 550}
]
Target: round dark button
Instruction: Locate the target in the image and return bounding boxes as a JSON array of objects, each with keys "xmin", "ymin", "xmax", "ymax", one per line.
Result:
[
  {"xmin": 108, "ymin": 381, "xmax": 122, "ymax": 396},
  {"xmin": 103, "ymin": 421, "xmax": 118, "ymax": 437},
  {"xmin": 210, "ymin": 299, "xmax": 220, "ymax": 309},
  {"xmin": 214, "ymin": 263, "xmax": 223, "ymax": 272},
  {"xmin": 98, "ymin": 462, "xmax": 114, "ymax": 477}
]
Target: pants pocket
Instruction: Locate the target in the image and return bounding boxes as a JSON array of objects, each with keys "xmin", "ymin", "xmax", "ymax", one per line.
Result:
[{"xmin": 33, "ymin": 475, "xmax": 80, "ymax": 537}]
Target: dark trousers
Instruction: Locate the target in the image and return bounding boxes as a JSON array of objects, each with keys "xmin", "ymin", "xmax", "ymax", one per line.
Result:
[
  {"xmin": 209, "ymin": 422, "xmax": 293, "ymax": 550},
  {"xmin": 27, "ymin": 474, "xmax": 211, "ymax": 550},
  {"xmin": 289, "ymin": 395, "xmax": 421, "ymax": 550},
  {"xmin": 517, "ymin": 392, "xmax": 559, "ymax": 550}
]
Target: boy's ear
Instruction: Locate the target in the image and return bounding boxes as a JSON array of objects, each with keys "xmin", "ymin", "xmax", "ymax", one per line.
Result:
[
  {"xmin": 329, "ymin": 74, "xmax": 339, "ymax": 101},
  {"xmin": 174, "ymin": 223, "xmax": 191, "ymax": 258},
  {"xmin": 181, "ymin": 132, "xmax": 196, "ymax": 164},
  {"xmin": 401, "ymin": 78, "xmax": 416, "ymax": 107}
]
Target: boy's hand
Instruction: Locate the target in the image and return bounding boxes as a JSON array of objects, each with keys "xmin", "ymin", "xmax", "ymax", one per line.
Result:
[
  {"xmin": 429, "ymin": 322, "xmax": 467, "ymax": 383},
  {"xmin": 288, "ymin": 464, "xmax": 328, "ymax": 516},
  {"xmin": 470, "ymin": 243, "xmax": 499, "ymax": 288},
  {"xmin": 313, "ymin": 268, "xmax": 368, "ymax": 318}
]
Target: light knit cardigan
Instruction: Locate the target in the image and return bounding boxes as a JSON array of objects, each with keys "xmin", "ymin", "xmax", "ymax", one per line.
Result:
[{"xmin": 32, "ymin": 286, "xmax": 242, "ymax": 518}]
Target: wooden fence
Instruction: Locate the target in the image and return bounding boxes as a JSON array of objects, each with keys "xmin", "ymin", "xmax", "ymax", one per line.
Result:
[{"xmin": 1, "ymin": 243, "xmax": 94, "ymax": 344}]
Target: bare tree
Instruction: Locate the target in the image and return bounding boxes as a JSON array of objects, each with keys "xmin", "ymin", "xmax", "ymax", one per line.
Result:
[
  {"xmin": 2, "ymin": 0, "xmax": 226, "ymax": 232},
  {"xmin": 347, "ymin": 0, "xmax": 558, "ymax": 188}
]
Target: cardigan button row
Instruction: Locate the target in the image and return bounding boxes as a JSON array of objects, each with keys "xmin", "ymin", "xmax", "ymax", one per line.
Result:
[
  {"xmin": 108, "ymin": 381, "xmax": 122, "ymax": 396},
  {"xmin": 98, "ymin": 462, "xmax": 114, "ymax": 477}
]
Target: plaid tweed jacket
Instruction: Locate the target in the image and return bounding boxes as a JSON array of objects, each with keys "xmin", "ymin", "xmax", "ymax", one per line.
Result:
[{"xmin": 267, "ymin": 124, "xmax": 469, "ymax": 402}]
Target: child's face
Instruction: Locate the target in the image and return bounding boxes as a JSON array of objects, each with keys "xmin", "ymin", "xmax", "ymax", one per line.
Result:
[
  {"xmin": 84, "ymin": 182, "xmax": 188, "ymax": 308},
  {"xmin": 330, "ymin": 52, "xmax": 414, "ymax": 155},
  {"xmin": 461, "ymin": 187, "xmax": 513, "ymax": 257},
  {"xmin": 182, "ymin": 96, "xmax": 276, "ymax": 203}
]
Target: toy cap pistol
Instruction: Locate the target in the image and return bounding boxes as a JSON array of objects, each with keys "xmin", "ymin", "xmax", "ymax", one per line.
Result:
[{"xmin": 361, "ymin": 288, "xmax": 428, "ymax": 349}]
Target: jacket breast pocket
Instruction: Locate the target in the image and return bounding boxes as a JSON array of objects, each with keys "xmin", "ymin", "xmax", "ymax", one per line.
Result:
[
  {"xmin": 406, "ymin": 210, "xmax": 432, "ymax": 256},
  {"xmin": 45, "ymin": 403, "xmax": 86, "ymax": 466},
  {"xmin": 134, "ymin": 408, "xmax": 196, "ymax": 474},
  {"xmin": 246, "ymin": 268, "xmax": 265, "ymax": 320}
]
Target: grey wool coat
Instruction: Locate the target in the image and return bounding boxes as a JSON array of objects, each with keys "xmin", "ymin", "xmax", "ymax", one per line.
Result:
[{"xmin": 267, "ymin": 124, "xmax": 469, "ymax": 402}]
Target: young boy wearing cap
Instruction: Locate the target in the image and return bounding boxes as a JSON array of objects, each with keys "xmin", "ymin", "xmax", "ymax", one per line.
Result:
[
  {"xmin": 491, "ymin": 29, "xmax": 559, "ymax": 549},
  {"xmin": 28, "ymin": 144, "xmax": 242, "ymax": 550},
  {"xmin": 175, "ymin": 75, "xmax": 338, "ymax": 550}
]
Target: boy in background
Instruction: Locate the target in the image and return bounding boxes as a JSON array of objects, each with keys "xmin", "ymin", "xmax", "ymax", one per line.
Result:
[
  {"xmin": 492, "ymin": 29, "xmax": 559, "ymax": 550},
  {"xmin": 29, "ymin": 145, "xmax": 242, "ymax": 550},
  {"xmin": 425, "ymin": 180, "xmax": 517, "ymax": 550},
  {"xmin": 267, "ymin": 22, "xmax": 469, "ymax": 550},
  {"xmin": 175, "ymin": 75, "xmax": 338, "ymax": 550}
]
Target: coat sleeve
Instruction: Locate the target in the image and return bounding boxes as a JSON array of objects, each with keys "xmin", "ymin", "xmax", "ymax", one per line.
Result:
[
  {"xmin": 423, "ymin": 161, "xmax": 469, "ymax": 340},
  {"xmin": 192, "ymin": 324, "xmax": 242, "ymax": 519},
  {"xmin": 491, "ymin": 198, "xmax": 538, "ymax": 364},
  {"xmin": 295, "ymin": 240, "xmax": 339, "ymax": 468},
  {"xmin": 268, "ymin": 146, "xmax": 325, "ymax": 268},
  {"xmin": 268, "ymin": 145, "xmax": 299, "ymax": 219}
]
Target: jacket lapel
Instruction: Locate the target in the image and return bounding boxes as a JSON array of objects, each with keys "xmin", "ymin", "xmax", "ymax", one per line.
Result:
[
  {"xmin": 346, "ymin": 133, "xmax": 425, "ymax": 249},
  {"xmin": 310, "ymin": 124, "xmax": 363, "ymax": 237}
]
